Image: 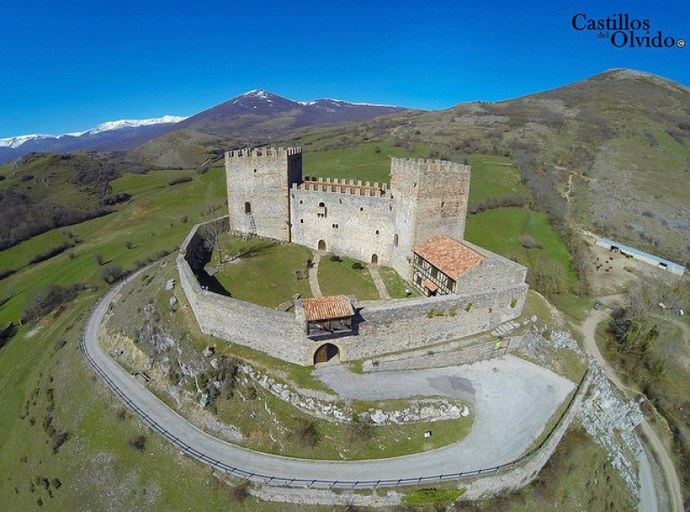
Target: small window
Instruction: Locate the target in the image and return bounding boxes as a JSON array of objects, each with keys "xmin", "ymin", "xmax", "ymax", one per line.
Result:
[
  {"xmin": 394, "ymin": 234, "xmax": 399, "ymax": 246},
  {"xmin": 244, "ymin": 202, "xmax": 251, "ymax": 214},
  {"xmin": 441, "ymin": 201, "xmax": 444, "ymax": 208},
  {"xmin": 300, "ymin": 200, "xmax": 303, "ymax": 204},
  {"xmin": 360, "ymin": 207, "xmax": 364, "ymax": 212},
  {"xmin": 431, "ymin": 267, "xmax": 438, "ymax": 279},
  {"xmin": 375, "ymin": 230, "xmax": 379, "ymax": 235},
  {"xmin": 253, "ymin": 168, "xmax": 257, "ymax": 173},
  {"xmin": 300, "ymin": 219, "xmax": 304, "ymax": 224},
  {"xmin": 319, "ymin": 202, "xmax": 325, "ymax": 207}
]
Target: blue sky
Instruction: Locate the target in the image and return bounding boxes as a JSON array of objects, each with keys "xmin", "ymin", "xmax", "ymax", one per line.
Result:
[{"xmin": 0, "ymin": 0, "xmax": 687, "ymax": 137}]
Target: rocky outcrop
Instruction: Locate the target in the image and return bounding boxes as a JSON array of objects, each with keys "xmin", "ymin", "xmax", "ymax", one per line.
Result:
[
  {"xmin": 577, "ymin": 363, "xmax": 643, "ymax": 499},
  {"xmin": 237, "ymin": 363, "xmax": 470, "ymax": 425}
]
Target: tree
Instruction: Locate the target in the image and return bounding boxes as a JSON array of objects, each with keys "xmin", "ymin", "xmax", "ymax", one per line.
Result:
[{"xmin": 199, "ymin": 219, "xmax": 228, "ymax": 260}]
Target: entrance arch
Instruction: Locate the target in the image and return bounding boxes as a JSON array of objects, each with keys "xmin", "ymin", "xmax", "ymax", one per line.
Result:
[
  {"xmin": 313, "ymin": 343, "xmax": 339, "ymax": 364},
  {"xmin": 371, "ymin": 253, "xmax": 378, "ymax": 264},
  {"xmin": 317, "ymin": 239, "xmax": 326, "ymax": 251}
]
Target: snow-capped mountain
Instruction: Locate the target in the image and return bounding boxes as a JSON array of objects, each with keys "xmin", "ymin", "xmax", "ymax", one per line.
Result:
[
  {"xmin": 1, "ymin": 90, "xmax": 405, "ymax": 164},
  {"xmin": 0, "ymin": 115, "xmax": 187, "ymax": 163},
  {"xmin": 172, "ymin": 89, "xmax": 406, "ymax": 136}
]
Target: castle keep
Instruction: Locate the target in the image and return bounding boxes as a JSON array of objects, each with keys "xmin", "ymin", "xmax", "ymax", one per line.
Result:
[
  {"xmin": 178, "ymin": 147, "xmax": 528, "ymax": 366},
  {"xmin": 225, "ymin": 147, "xmax": 471, "ymax": 287}
]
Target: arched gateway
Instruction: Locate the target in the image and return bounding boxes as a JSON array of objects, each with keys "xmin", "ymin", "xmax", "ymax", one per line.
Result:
[
  {"xmin": 317, "ymin": 239, "xmax": 326, "ymax": 251},
  {"xmin": 313, "ymin": 343, "xmax": 340, "ymax": 364}
]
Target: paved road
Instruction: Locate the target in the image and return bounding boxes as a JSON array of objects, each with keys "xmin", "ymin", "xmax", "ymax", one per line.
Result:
[
  {"xmin": 581, "ymin": 303, "xmax": 683, "ymax": 512},
  {"xmin": 82, "ymin": 269, "xmax": 574, "ymax": 487}
]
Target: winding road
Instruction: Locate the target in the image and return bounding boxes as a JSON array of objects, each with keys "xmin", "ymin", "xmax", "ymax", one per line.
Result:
[{"xmin": 81, "ymin": 269, "xmax": 574, "ymax": 488}]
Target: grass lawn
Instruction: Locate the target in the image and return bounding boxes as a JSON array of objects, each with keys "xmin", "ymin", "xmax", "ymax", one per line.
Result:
[
  {"xmin": 378, "ymin": 265, "xmax": 420, "ymax": 299},
  {"xmin": 318, "ymin": 255, "xmax": 379, "ymax": 299},
  {"xmin": 210, "ymin": 234, "xmax": 313, "ymax": 308}
]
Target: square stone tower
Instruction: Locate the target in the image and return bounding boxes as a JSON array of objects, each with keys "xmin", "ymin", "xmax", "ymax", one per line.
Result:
[
  {"xmin": 389, "ymin": 157, "xmax": 471, "ymax": 279},
  {"xmin": 225, "ymin": 147, "xmax": 302, "ymax": 241}
]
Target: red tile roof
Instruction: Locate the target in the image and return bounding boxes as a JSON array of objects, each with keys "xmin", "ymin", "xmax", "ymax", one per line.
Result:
[
  {"xmin": 302, "ymin": 295, "xmax": 354, "ymax": 321},
  {"xmin": 413, "ymin": 235, "xmax": 484, "ymax": 279},
  {"xmin": 423, "ymin": 279, "xmax": 438, "ymax": 292}
]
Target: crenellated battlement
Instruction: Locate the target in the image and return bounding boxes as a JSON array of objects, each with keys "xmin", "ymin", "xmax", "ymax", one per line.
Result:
[
  {"xmin": 391, "ymin": 156, "xmax": 470, "ymax": 176},
  {"xmin": 292, "ymin": 176, "xmax": 391, "ymax": 197},
  {"xmin": 225, "ymin": 146, "xmax": 302, "ymax": 158}
]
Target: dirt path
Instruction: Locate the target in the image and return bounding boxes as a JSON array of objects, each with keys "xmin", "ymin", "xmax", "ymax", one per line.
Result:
[
  {"xmin": 580, "ymin": 304, "xmax": 683, "ymax": 512},
  {"xmin": 309, "ymin": 251, "xmax": 323, "ymax": 297},
  {"xmin": 367, "ymin": 264, "xmax": 390, "ymax": 299}
]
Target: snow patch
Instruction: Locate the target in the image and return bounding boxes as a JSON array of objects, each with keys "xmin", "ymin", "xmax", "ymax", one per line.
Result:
[{"xmin": 1, "ymin": 115, "xmax": 187, "ymax": 148}]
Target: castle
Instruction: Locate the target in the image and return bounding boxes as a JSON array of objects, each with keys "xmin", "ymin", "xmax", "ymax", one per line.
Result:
[
  {"xmin": 225, "ymin": 147, "xmax": 473, "ymax": 295},
  {"xmin": 177, "ymin": 147, "xmax": 529, "ymax": 366}
]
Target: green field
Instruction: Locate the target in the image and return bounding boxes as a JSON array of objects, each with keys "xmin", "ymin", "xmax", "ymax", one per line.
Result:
[
  {"xmin": 303, "ymin": 141, "xmax": 428, "ymax": 183},
  {"xmin": 318, "ymin": 255, "xmax": 379, "ymax": 299},
  {"xmin": 465, "ymin": 207, "xmax": 590, "ymax": 319},
  {"xmin": 210, "ymin": 234, "xmax": 314, "ymax": 308},
  {"xmin": 465, "ymin": 154, "xmax": 530, "ymax": 206}
]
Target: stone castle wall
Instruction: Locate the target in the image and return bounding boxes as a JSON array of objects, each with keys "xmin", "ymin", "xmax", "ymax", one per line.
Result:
[
  {"xmin": 290, "ymin": 183, "xmax": 396, "ymax": 264},
  {"xmin": 389, "ymin": 157, "xmax": 471, "ymax": 280},
  {"xmin": 178, "ymin": 218, "xmax": 528, "ymax": 366}
]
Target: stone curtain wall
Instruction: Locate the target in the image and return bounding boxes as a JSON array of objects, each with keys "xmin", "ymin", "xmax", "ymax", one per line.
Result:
[
  {"xmin": 346, "ymin": 284, "xmax": 527, "ymax": 361},
  {"xmin": 225, "ymin": 147, "xmax": 302, "ymax": 241},
  {"xmin": 178, "ymin": 217, "xmax": 313, "ymax": 364},
  {"xmin": 290, "ymin": 185, "xmax": 396, "ymax": 264},
  {"xmin": 179, "ymin": 218, "xmax": 527, "ymax": 366}
]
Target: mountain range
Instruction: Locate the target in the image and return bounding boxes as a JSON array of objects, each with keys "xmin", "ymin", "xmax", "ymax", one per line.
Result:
[{"xmin": 0, "ymin": 91, "xmax": 405, "ymax": 164}]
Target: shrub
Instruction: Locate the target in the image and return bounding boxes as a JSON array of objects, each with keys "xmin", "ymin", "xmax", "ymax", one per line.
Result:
[
  {"xmin": 180, "ymin": 215, "xmax": 189, "ymax": 224},
  {"xmin": 51, "ymin": 431, "xmax": 69, "ymax": 454},
  {"xmin": 529, "ymin": 261, "xmax": 567, "ymax": 298},
  {"xmin": 228, "ymin": 481, "xmax": 250, "ymax": 503},
  {"xmin": 330, "ymin": 255, "xmax": 342, "ymax": 262},
  {"xmin": 519, "ymin": 234, "xmax": 542, "ymax": 249},
  {"xmin": 348, "ymin": 416, "xmax": 373, "ymax": 445},
  {"xmin": 129, "ymin": 435, "xmax": 147, "ymax": 451},
  {"xmin": 100, "ymin": 264, "xmax": 125, "ymax": 284},
  {"xmin": 95, "ymin": 254, "xmax": 105, "ymax": 266},
  {"xmin": 295, "ymin": 420, "xmax": 319, "ymax": 447},
  {"xmin": 168, "ymin": 176, "xmax": 193, "ymax": 186},
  {"xmin": 469, "ymin": 195, "xmax": 527, "ymax": 214},
  {"xmin": 29, "ymin": 243, "xmax": 72, "ymax": 264},
  {"xmin": 22, "ymin": 284, "xmax": 84, "ymax": 323},
  {"xmin": 352, "ymin": 261, "xmax": 364, "ymax": 270},
  {"xmin": 101, "ymin": 192, "xmax": 131, "ymax": 206},
  {"xmin": 0, "ymin": 322, "xmax": 17, "ymax": 349},
  {"xmin": 124, "ymin": 240, "xmax": 134, "ymax": 249}
]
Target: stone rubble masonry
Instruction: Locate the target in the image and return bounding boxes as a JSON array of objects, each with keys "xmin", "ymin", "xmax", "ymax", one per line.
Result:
[{"xmin": 178, "ymin": 217, "xmax": 527, "ymax": 366}]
